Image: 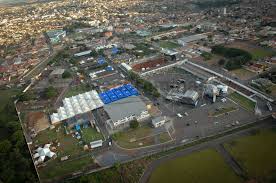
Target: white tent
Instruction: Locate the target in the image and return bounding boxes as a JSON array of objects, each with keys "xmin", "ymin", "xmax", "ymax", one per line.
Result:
[
  {"xmin": 50, "ymin": 90, "xmax": 104, "ymax": 124},
  {"xmin": 33, "ymin": 144, "xmax": 56, "ymax": 164}
]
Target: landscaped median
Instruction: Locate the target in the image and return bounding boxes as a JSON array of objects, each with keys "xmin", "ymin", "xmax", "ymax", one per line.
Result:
[
  {"xmin": 112, "ymin": 125, "xmax": 172, "ymax": 149},
  {"xmin": 228, "ymin": 92, "xmax": 256, "ymax": 112},
  {"xmin": 209, "ymin": 106, "xmax": 238, "ymax": 117}
]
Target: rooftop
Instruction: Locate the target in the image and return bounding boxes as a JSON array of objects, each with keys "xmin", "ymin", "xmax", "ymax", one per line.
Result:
[
  {"xmin": 49, "ymin": 68, "xmax": 65, "ymax": 76},
  {"xmin": 104, "ymin": 96, "xmax": 147, "ymax": 122},
  {"xmin": 178, "ymin": 34, "xmax": 208, "ymax": 43}
]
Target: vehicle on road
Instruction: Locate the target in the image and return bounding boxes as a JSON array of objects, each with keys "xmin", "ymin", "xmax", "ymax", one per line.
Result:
[{"xmin": 177, "ymin": 113, "xmax": 183, "ymax": 118}]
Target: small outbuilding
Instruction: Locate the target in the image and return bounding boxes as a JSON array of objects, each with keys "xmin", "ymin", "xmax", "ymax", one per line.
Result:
[
  {"xmin": 152, "ymin": 116, "xmax": 166, "ymax": 128},
  {"xmin": 90, "ymin": 140, "xmax": 103, "ymax": 149}
]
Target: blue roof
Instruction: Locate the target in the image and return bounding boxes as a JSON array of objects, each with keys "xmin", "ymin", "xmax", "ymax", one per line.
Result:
[
  {"xmin": 97, "ymin": 56, "xmax": 106, "ymax": 65},
  {"xmin": 105, "ymin": 66, "xmax": 113, "ymax": 71},
  {"xmin": 75, "ymin": 124, "xmax": 81, "ymax": 131},
  {"xmin": 99, "ymin": 84, "xmax": 139, "ymax": 104},
  {"xmin": 112, "ymin": 47, "xmax": 119, "ymax": 54}
]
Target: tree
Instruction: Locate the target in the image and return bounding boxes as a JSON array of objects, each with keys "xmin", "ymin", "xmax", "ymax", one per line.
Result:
[
  {"xmin": 201, "ymin": 52, "xmax": 212, "ymax": 60},
  {"xmin": 62, "ymin": 70, "xmax": 71, "ymax": 78},
  {"xmin": 45, "ymin": 86, "xmax": 57, "ymax": 99},
  {"xmin": 90, "ymin": 50, "xmax": 98, "ymax": 57},
  {"xmin": 0, "ymin": 140, "xmax": 12, "ymax": 153},
  {"xmin": 218, "ymin": 59, "xmax": 226, "ymax": 65},
  {"xmin": 18, "ymin": 92, "xmax": 35, "ymax": 101},
  {"xmin": 129, "ymin": 120, "xmax": 139, "ymax": 129}
]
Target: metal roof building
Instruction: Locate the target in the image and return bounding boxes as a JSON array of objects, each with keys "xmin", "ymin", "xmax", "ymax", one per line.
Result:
[
  {"xmin": 74, "ymin": 50, "xmax": 92, "ymax": 57},
  {"xmin": 178, "ymin": 34, "xmax": 208, "ymax": 45},
  {"xmin": 50, "ymin": 90, "xmax": 104, "ymax": 124},
  {"xmin": 182, "ymin": 90, "xmax": 199, "ymax": 106},
  {"xmin": 104, "ymin": 96, "xmax": 148, "ymax": 125}
]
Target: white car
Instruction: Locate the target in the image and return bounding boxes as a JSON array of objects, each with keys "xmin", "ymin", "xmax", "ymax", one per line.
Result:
[{"xmin": 177, "ymin": 113, "xmax": 183, "ymax": 118}]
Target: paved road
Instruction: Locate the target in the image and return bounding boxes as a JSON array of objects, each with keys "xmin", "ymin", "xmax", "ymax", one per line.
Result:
[
  {"xmin": 139, "ymin": 116, "xmax": 274, "ymax": 183},
  {"xmin": 215, "ymin": 144, "xmax": 244, "ymax": 177}
]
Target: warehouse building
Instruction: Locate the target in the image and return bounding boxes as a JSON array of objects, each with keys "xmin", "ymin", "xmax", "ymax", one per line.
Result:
[
  {"xmin": 178, "ymin": 34, "xmax": 208, "ymax": 46},
  {"xmin": 49, "ymin": 68, "xmax": 65, "ymax": 79},
  {"xmin": 166, "ymin": 89, "xmax": 199, "ymax": 106},
  {"xmin": 182, "ymin": 90, "xmax": 199, "ymax": 106},
  {"xmin": 104, "ymin": 96, "xmax": 150, "ymax": 129}
]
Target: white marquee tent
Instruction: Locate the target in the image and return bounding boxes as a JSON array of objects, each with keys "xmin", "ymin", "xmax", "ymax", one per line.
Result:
[
  {"xmin": 50, "ymin": 90, "xmax": 104, "ymax": 124},
  {"xmin": 33, "ymin": 144, "xmax": 56, "ymax": 165}
]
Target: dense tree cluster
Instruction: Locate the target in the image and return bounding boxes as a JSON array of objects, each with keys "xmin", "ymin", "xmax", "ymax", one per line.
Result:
[
  {"xmin": 128, "ymin": 72, "xmax": 160, "ymax": 98},
  {"xmin": 129, "ymin": 120, "xmax": 139, "ymax": 129},
  {"xmin": 0, "ymin": 92, "xmax": 38, "ymax": 183},
  {"xmin": 201, "ymin": 52, "xmax": 212, "ymax": 60},
  {"xmin": 212, "ymin": 45, "xmax": 252, "ymax": 70},
  {"xmin": 62, "ymin": 70, "xmax": 72, "ymax": 79},
  {"xmin": 44, "ymin": 86, "xmax": 58, "ymax": 99}
]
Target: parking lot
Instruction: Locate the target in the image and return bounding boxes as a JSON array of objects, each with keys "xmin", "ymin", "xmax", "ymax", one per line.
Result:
[{"xmin": 144, "ymin": 67, "xmax": 257, "ymax": 142}]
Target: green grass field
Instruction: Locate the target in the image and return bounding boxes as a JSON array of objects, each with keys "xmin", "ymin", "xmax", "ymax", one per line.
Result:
[
  {"xmin": 149, "ymin": 149, "xmax": 242, "ymax": 183},
  {"xmin": 158, "ymin": 41, "xmax": 180, "ymax": 49},
  {"xmin": 64, "ymin": 84, "xmax": 91, "ymax": 98},
  {"xmin": 114, "ymin": 126, "xmax": 171, "ymax": 149},
  {"xmin": 81, "ymin": 127, "xmax": 103, "ymax": 144},
  {"xmin": 230, "ymin": 68, "xmax": 256, "ymax": 80},
  {"xmin": 251, "ymin": 49, "xmax": 275, "ymax": 60},
  {"xmin": 34, "ymin": 125, "xmax": 85, "ymax": 158},
  {"xmin": 229, "ymin": 92, "xmax": 256, "ymax": 111},
  {"xmin": 38, "ymin": 156, "xmax": 95, "ymax": 179},
  {"xmin": 224, "ymin": 129, "xmax": 276, "ymax": 179},
  {"xmin": 133, "ymin": 43, "xmax": 156, "ymax": 57}
]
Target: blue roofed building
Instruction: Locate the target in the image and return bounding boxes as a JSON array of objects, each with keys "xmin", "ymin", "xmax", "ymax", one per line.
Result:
[{"xmin": 99, "ymin": 84, "xmax": 139, "ymax": 104}]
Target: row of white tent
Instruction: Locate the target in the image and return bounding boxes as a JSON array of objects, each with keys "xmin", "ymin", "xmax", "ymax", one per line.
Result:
[{"xmin": 50, "ymin": 90, "xmax": 104, "ymax": 124}]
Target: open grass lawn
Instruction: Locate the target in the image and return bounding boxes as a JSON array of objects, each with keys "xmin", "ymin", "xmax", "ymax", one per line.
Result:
[
  {"xmin": 229, "ymin": 92, "xmax": 256, "ymax": 112},
  {"xmin": 224, "ymin": 129, "xmax": 276, "ymax": 180},
  {"xmin": 226, "ymin": 41, "xmax": 276, "ymax": 60},
  {"xmin": 133, "ymin": 43, "xmax": 156, "ymax": 57},
  {"xmin": 158, "ymin": 132, "xmax": 172, "ymax": 143},
  {"xmin": 64, "ymin": 84, "xmax": 91, "ymax": 98},
  {"xmin": 34, "ymin": 126, "xmax": 85, "ymax": 158},
  {"xmin": 158, "ymin": 41, "xmax": 180, "ymax": 49},
  {"xmin": 230, "ymin": 68, "xmax": 256, "ymax": 80},
  {"xmin": 114, "ymin": 126, "xmax": 170, "ymax": 149},
  {"xmin": 149, "ymin": 149, "xmax": 242, "ymax": 183},
  {"xmin": 38, "ymin": 156, "xmax": 96, "ymax": 180},
  {"xmin": 35, "ymin": 126, "xmax": 96, "ymax": 180},
  {"xmin": 81, "ymin": 127, "xmax": 103, "ymax": 144},
  {"xmin": 251, "ymin": 49, "xmax": 275, "ymax": 60}
]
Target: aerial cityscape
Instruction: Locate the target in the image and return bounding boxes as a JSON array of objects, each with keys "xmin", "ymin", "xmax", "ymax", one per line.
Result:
[{"xmin": 0, "ymin": 0, "xmax": 275, "ymax": 183}]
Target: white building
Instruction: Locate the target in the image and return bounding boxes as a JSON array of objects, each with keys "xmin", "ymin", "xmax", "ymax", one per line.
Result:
[
  {"xmin": 152, "ymin": 116, "xmax": 166, "ymax": 128},
  {"xmin": 90, "ymin": 140, "xmax": 103, "ymax": 149}
]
